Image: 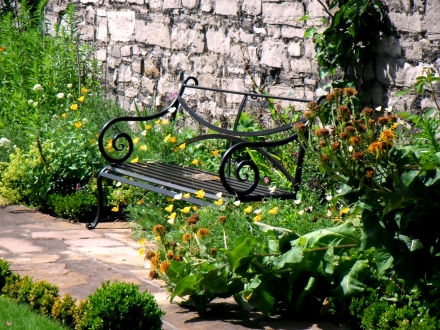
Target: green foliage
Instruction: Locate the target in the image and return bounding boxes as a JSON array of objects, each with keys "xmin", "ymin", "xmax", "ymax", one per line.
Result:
[
  {"xmin": 0, "ymin": 258, "xmax": 12, "ymax": 291},
  {"xmin": 48, "ymin": 192, "xmax": 97, "ymax": 220},
  {"xmin": 29, "ymin": 281, "xmax": 60, "ymax": 316},
  {"xmin": 75, "ymin": 280, "xmax": 164, "ymax": 330},
  {"xmin": 51, "ymin": 294, "xmax": 78, "ymax": 328},
  {"xmin": 302, "ymin": 0, "xmax": 387, "ymax": 79},
  {"xmin": 2, "ymin": 273, "xmax": 34, "ymax": 305}
]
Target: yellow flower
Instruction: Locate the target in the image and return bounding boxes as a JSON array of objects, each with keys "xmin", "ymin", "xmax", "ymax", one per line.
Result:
[
  {"xmin": 244, "ymin": 206, "xmax": 252, "ymax": 213},
  {"xmin": 154, "ymin": 120, "xmax": 160, "ymax": 125},
  {"xmin": 138, "ymin": 247, "xmax": 145, "ymax": 256},
  {"xmin": 74, "ymin": 121, "xmax": 82, "ymax": 129},
  {"xmin": 137, "ymin": 199, "xmax": 143, "ymax": 205},
  {"xmin": 165, "ymin": 205, "xmax": 174, "ymax": 212},
  {"xmin": 195, "ymin": 190, "xmax": 205, "ymax": 199},
  {"xmin": 268, "ymin": 207, "xmax": 279, "ymax": 215},
  {"xmin": 140, "ymin": 145, "xmax": 147, "ymax": 151},
  {"xmin": 181, "ymin": 206, "xmax": 191, "ymax": 214},
  {"xmin": 340, "ymin": 207, "xmax": 350, "ymax": 216},
  {"xmin": 170, "ymin": 137, "xmax": 177, "ymax": 143},
  {"xmin": 191, "ymin": 159, "xmax": 199, "ymax": 165},
  {"xmin": 133, "ymin": 137, "xmax": 139, "ymax": 144},
  {"xmin": 212, "ymin": 150, "xmax": 219, "ymax": 156},
  {"xmin": 131, "ymin": 157, "xmax": 139, "ymax": 163},
  {"xmin": 90, "ymin": 139, "xmax": 96, "ymax": 144},
  {"xmin": 253, "ymin": 214, "xmax": 263, "ymax": 222},
  {"xmin": 70, "ymin": 104, "xmax": 78, "ymax": 110},
  {"xmin": 78, "ymin": 96, "xmax": 85, "ymax": 103},
  {"xmin": 138, "ymin": 238, "xmax": 147, "ymax": 245},
  {"xmin": 164, "ymin": 134, "xmax": 171, "ymax": 142},
  {"xmin": 155, "ymin": 236, "xmax": 161, "ymax": 241},
  {"xmin": 162, "ymin": 119, "xmax": 169, "ymax": 125},
  {"xmin": 62, "ymin": 113, "xmax": 66, "ymax": 118},
  {"xmin": 146, "ymin": 124, "xmax": 152, "ymax": 130},
  {"xmin": 379, "ymin": 129, "xmax": 397, "ymax": 145},
  {"xmin": 214, "ymin": 198, "xmax": 223, "ymax": 206},
  {"xmin": 111, "ymin": 205, "xmax": 119, "ymax": 212},
  {"xmin": 81, "ymin": 87, "xmax": 88, "ymax": 94},
  {"xmin": 183, "ymin": 193, "xmax": 190, "ymax": 199},
  {"xmin": 192, "ymin": 206, "xmax": 198, "ymax": 211},
  {"xmin": 168, "ymin": 212, "xmax": 176, "ymax": 220},
  {"xmin": 179, "ymin": 143, "xmax": 186, "ymax": 150}
]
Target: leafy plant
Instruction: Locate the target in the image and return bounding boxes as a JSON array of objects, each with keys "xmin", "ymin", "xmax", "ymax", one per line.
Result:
[
  {"xmin": 48, "ymin": 191, "xmax": 97, "ymax": 220},
  {"xmin": 51, "ymin": 294, "xmax": 78, "ymax": 328},
  {"xmin": 0, "ymin": 258, "xmax": 12, "ymax": 291},
  {"xmin": 75, "ymin": 280, "xmax": 164, "ymax": 330}
]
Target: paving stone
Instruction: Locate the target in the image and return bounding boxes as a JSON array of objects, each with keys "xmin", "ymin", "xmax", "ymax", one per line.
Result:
[
  {"xmin": 6, "ymin": 253, "xmax": 60, "ymax": 264},
  {"xmin": 31, "ymin": 229, "xmax": 102, "ymax": 240},
  {"xmin": 63, "ymin": 238, "xmax": 126, "ymax": 247},
  {"xmin": 0, "ymin": 238, "xmax": 43, "ymax": 253},
  {"xmin": 20, "ymin": 221, "xmax": 81, "ymax": 231}
]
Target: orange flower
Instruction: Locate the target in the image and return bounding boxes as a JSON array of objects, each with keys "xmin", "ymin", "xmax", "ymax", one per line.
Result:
[
  {"xmin": 349, "ymin": 136, "xmax": 361, "ymax": 146},
  {"xmin": 153, "ymin": 225, "xmax": 166, "ymax": 236},
  {"xmin": 159, "ymin": 260, "xmax": 171, "ymax": 273},
  {"xmin": 197, "ymin": 228, "xmax": 210, "ymax": 237},
  {"xmin": 379, "ymin": 129, "xmax": 396, "ymax": 145},
  {"xmin": 182, "ymin": 233, "xmax": 192, "ymax": 242},
  {"xmin": 367, "ymin": 141, "xmax": 386, "ymax": 158},
  {"xmin": 212, "ymin": 150, "xmax": 219, "ymax": 156}
]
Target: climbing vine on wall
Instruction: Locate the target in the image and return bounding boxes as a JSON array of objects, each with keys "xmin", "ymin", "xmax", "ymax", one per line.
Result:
[{"xmin": 303, "ymin": 0, "xmax": 388, "ymax": 80}]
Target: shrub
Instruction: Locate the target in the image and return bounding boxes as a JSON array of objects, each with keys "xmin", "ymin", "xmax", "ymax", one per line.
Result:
[
  {"xmin": 48, "ymin": 191, "xmax": 97, "ymax": 220},
  {"xmin": 51, "ymin": 294, "xmax": 78, "ymax": 328},
  {"xmin": 75, "ymin": 280, "xmax": 164, "ymax": 330},
  {"xmin": 0, "ymin": 258, "xmax": 12, "ymax": 291},
  {"xmin": 2, "ymin": 273, "xmax": 34, "ymax": 304},
  {"xmin": 28, "ymin": 280, "xmax": 60, "ymax": 316}
]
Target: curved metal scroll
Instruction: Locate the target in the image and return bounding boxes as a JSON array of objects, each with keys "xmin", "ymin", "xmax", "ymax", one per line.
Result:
[{"xmin": 218, "ymin": 120, "xmax": 308, "ymax": 197}]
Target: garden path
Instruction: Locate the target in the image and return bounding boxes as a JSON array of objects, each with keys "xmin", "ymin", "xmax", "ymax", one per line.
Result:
[{"xmin": 0, "ymin": 204, "xmax": 344, "ymax": 330}]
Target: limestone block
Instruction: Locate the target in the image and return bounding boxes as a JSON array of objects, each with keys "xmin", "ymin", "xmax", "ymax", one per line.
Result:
[
  {"xmin": 97, "ymin": 9, "xmax": 106, "ymax": 16},
  {"xmin": 253, "ymin": 26, "xmax": 267, "ymax": 35},
  {"xmin": 376, "ymin": 57, "xmax": 424, "ymax": 86},
  {"xmin": 238, "ymin": 28, "xmax": 253, "ymax": 43},
  {"xmin": 85, "ymin": 6, "xmax": 95, "ymax": 24},
  {"xmin": 228, "ymin": 65, "xmax": 245, "ymax": 74},
  {"xmin": 304, "ymin": 78, "xmax": 316, "ymax": 86},
  {"xmin": 96, "ymin": 16, "xmax": 108, "ymax": 42},
  {"xmin": 201, "ymin": 0, "xmax": 213, "ymax": 11},
  {"xmin": 144, "ymin": 60, "xmax": 160, "ymax": 77},
  {"xmin": 268, "ymin": 85, "xmax": 305, "ymax": 107},
  {"xmin": 135, "ymin": 20, "xmax": 171, "ymax": 48},
  {"xmin": 170, "ymin": 52, "xmax": 192, "ymax": 71},
  {"xmin": 158, "ymin": 74, "xmax": 178, "ymax": 95},
  {"xmin": 79, "ymin": 25, "xmax": 95, "ymax": 41},
  {"xmin": 163, "ymin": 0, "xmax": 182, "ymax": 9},
  {"xmin": 206, "ymin": 28, "xmax": 231, "ymax": 54},
  {"xmin": 263, "ymin": 2, "xmax": 304, "ymax": 26},
  {"xmin": 192, "ymin": 54, "xmax": 219, "ymax": 73},
  {"xmin": 307, "ymin": 0, "xmax": 328, "ymax": 17},
  {"xmin": 121, "ymin": 45, "xmax": 132, "ymax": 57},
  {"xmin": 113, "ymin": 0, "xmax": 125, "ymax": 3},
  {"xmin": 124, "ymin": 87, "xmax": 138, "ymax": 98},
  {"xmin": 230, "ymin": 45, "xmax": 243, "ymax": 61},
  {"xmin": 118, "ymin": 96, "xmax": 131, "ymax": 110},
  {"xmin": 288, "ymin": 42, "xmax": 301, "ymax": 57},
  {"xmin": 281, "ymin": 27, "xmax": 304, "ymax": 39},
  {"xmin": 363, "ymin": 60, "xmax": 375, "ymax": 81},
  {"xmin": 149, "ymin": 0, "xmax": 164, "ymax": 9},
  {"xmin": 247, "ymin": 46, "xmax": 259, "ymax": 64},
  {"xmin": 132, "ymin": 60, "xmax": 142, "ymax": 73},
  {"xmin": 96, "ymin": 48, "xmax": 107, "ymax": 61},
  {"xmin": 426, "ymin": 0, "xmax": 440, "ymax": 35},
  {"xmin": 221, "ymin": 78, "xmax": 245, "ymax": 103},
  {"xmin": 268, "ymin": 25, "xmax": 281, "ymax": 38},
  {"xmin": 171, "ymin": 24, "xmax": 205, "ymax": 53},
  {"xmin": 242, "ymin": 0, "xmax": 261, "ymax": 15},
  {"xmin": 111, "ymin": 45, "xmax": 121, "ymax": 57},
  {"xmin": 290, "ymin": 59, "xmax": 312, "ymax": 73},
  {"xmin": 376, "ymin": 35, "xmax": 401, "ymax": 57},
  {"xmin": 128, "ymin": 0, "xmax": 144, "ymax": 4},
  {"xmin": 304, "ymin": 40, "xmax": 316, "ymax": 58},
  {"xmin": 118, "ymin": 65, "xmax": 133, "ymax": 82},
  {"xmin": 107, "ymin": 11, "xmax": 135, "ymax": 42},
  {"xmin": 133, "ymin": 45, "xmax": 141, "ymax": 55},
  {"xmin": 107, "ymin": 57, "xmax": 122, "ymax": 69},
  {"xmin": 182, "ymin": 0, "xmax": 198, "ymax": 8},
  {"xmin": 215, "ymin": 0, "xmax": 237, "ymax": 16},
  {"xmin": 261, "ymin": 40, "xmax": 289, "ymax": 69},
  {"xmin": 80, "ymin": 0, "xmax": 98, "ymax": 4},
  {"xmin": 389, "ymin": 12, "xmax": 422, "ymax": 33},
  {"xmin": 141, "ymin": 76, "xmax": 157, "ymax": 94}
]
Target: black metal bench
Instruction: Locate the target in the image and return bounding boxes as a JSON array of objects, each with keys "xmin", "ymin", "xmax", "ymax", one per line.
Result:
[{"xmin": 87, "ymin": 77, "xmax": 311, "ymax": 229}]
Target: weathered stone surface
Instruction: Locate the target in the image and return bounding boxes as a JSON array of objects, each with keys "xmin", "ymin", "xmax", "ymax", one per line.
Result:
[
  {"xmin": 376, "ymin": 57, "xmax": 424, "ymax": 86},
  {"xmin": 261, "ymin": 40, "xmax": 289, "ymax": 69},
  {"xmin": 107, "ymin": 11, "xmax": 135, "ymax": 42},
  {"xmin": 288, "ymin": 42, "xmax": 301, "ymax": 57},
  {"xmin": 125, "ymin": 86, "xmax": 139, "ymax": 98},
  {"xmin": 376, "ymin": 35, "xmax": 401, "ymax": 57},
  {"xmin": 206, "ymin": 28, "xmax": 231, "ymax": 54},
  {"xmin": 141, "ymin": 77, "xmax": 156, "ymax": 94},
  {"xmin": 143, "ymin": 59, "xmax": 160, "ymax": 77},
  {"xmin": 263, "ymin": 2, "xmax": 304, "ymax": 26},
  {"xmin": 170, "ymin": 52, "xmax": 192, "ymax": 71},
  {"xmin": 201, "ymin": 0, "xmax": 213, "ymax": 11},
  {"xmin": 32, "ymin": 230, "xmax": 102, "ymax": 240},
  {"xmin": 135, "ymin": 20, "xmax": 171, "ymax": 48},
  {"xmin": 268, "ymin": 25, "xmax": 281, "ymax": 38},
  {"xmin": 96, "ymin": 16, "xmax": 108, "ymax": 42},
  {"xmin": 111, "ymin": 45, "xmax": 121, "ymax": 57},
  {"xmin": 308, "ymin": 0, "xmax": 328, "ymax": 17},
  {"xmin": 107, "ymin": 57, "xmax": 122, "ymax": 69},
  {"xmin": 157, "ymin": 74, "xmax": 178, "ymax": 95},
  {"xmin": 132, "ymin": 59, "xmax": 142, "ymax": 73},
  {"xmin": 79, "ymin": 25, "xmax": 95, "ymax": 41},
  {"xmin": 242, "ymin": 0, "xmax": 261, "ymax": 15},
  {"xmin": 221, "ymin": 78, "xmax": 245, "ymax": 103},
  {"xmin": 121, "ymin": 45, "xmax": 132, "ymax": 56},
  {"xmin": 0, "ymin": 238, "xmax": 43, "ymax": 253},
  {"xmin": 163, "ymin": 0, "xmax": 182, "ymax": 9},
  {"xmin": 290, "ymin": 59, "xmax": 313, "ymax": 73},
  {"xmin": 215, "ymin": 0, "xmax": 237, "ymax": 16},
  {"xmin": 182, "ymin": 0, "xmax": 198, "ymax": 8},
  {"xmin": 118, "ymin": 65, "xmax": 133, "ymax": 82},
  {"xmin": 426, "ymin": 0, "xmax": 440, "ymax": 35},
  {"xmin": 389, "ymin": 12, "xmax": 422, "ymax": 33},
  {"xmin": 85, "ymin": 6, "xmax": 95, "ymax": 24},
  {"xmin": 171, "ymin": 23, "xmax": 205, "ymax": 53},
  {"xmin": 282, "ymin": 26, "xmax": 305, "ymax": 39},
  {"xmin": 192, "ymin": 54, "xmax": 219, "ymax": 73},
  {"xmin": 128, "ymin": 0, "xmax": 144, "ymax": 4},
  {"xmin": 149, "ymin": 0, "xmax": 164, "ymax": 8},
  {"xmin": 238, "ymin": 28, "xmax": 253, "ymax": 43}
]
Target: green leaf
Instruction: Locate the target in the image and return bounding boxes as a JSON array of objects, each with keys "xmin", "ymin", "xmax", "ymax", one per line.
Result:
[
  {"xmin": 271, "ymin": 245, "xmax": 304, "ymax": 269},
  {"xmin": 170, "ymin": 274, "xmax": 198, "ymax": 302},
  {"xmin": 304, "ymin": 27, "xmax": 318, "ymax": 38},
  {"xmin": 400, "ymin": 170, "xmax": 420, "ymax": 187},
  {"xmin": 247, "ymin": 278, "xmax": 276, "ymax": 317},
  {"xmin": 298, "ymin": 11, "xmax": 310, "ymax": 21},
  {"xmin": 332, "ymin": 259, "xmax": 370, "ymax": 300},
  {"xmin": 293, "ymin": 276, "xmax": 316, "ymax": 312},
  {"xmin": 395, "ymin": 89, "xmax": 411, "ymax": 97},
  {"xmin": 226, "ymin": 237, "xmax": 257, "ymax": 272},
  {"xmin": 198, "ymin": 270, "xmax": 229, "ymax": 293},
  {"xmin": 374, "ymin": 249, "xmax": 394, "ymax": 275}
]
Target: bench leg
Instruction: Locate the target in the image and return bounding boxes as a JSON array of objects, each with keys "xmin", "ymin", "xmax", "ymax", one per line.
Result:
[{"xmin": 87, "ymin": 174, "xmax": 104, "ymax": 230}]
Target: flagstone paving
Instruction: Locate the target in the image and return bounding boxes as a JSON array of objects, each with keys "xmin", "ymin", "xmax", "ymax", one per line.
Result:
[{"xmin": 0, "ymin": 204, "xmax": 344, "ymax": 330}]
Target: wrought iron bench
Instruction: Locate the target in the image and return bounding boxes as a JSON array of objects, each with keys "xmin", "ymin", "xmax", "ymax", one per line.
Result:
[{"xmin": 86, "ymin": 76, "xmax": 312, "ymax": 229}]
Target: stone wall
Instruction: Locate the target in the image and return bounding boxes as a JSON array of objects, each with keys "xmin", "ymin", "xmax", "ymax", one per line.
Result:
[{"xmin": 44, "ymin": 0, "xmax": 440, "ymax": 118}]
